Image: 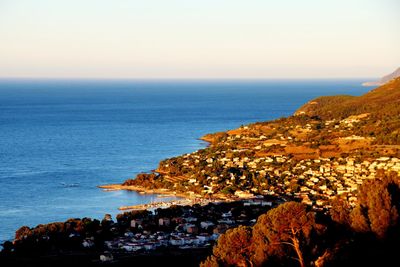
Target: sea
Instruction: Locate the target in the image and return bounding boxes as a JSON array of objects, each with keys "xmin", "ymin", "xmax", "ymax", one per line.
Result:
[{"xmin": 0, "ymin": 79, "xmax": 371, "ymax": 242}]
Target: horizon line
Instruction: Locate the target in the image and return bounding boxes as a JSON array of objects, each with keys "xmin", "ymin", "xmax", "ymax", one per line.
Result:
[{"xmin": 0, "ymin": 76, "xmax": 376, "ymax": 81}]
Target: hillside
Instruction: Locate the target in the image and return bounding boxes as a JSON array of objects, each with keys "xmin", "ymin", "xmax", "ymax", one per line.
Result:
[
  {"xmin": 122, "ymin": 79, "xmax": 400, "ymax": 210},
  {"xmin": 362, "ymin": 67, "xmax": 400, "ymax": 86},
  {"xmin": 296, "ymin": 77, "xmax": 400, "ymax": 144},
  {"xmin": 296, "ymin": 77, "xmax": 400, "ymax": 119}
]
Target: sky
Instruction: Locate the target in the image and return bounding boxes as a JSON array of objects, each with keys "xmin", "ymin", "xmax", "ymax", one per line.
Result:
[{"xmin": 0, "ymin": 0, "xmax": 399, "ymax": 79}]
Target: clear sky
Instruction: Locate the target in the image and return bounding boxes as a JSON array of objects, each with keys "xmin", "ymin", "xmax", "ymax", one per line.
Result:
[{"xmin": 0, "ymin": 0, "xmax": 399, "ymax": 79}]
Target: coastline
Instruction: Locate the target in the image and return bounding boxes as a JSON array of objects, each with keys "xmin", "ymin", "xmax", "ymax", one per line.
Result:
[
  {"xmin": 98, "ymin": 184, "xmax": 196, "ymax": 199},
  {"xmin": 97, "ymin": 135, "xmax": 226, "ymax": 211},
  {"xmin": 0, "ymin": 80, "xmax": 372, "ymax": 244},
  {"xmin": 98, "ymin": 184, "xmax": 229, "ymax": 211}
]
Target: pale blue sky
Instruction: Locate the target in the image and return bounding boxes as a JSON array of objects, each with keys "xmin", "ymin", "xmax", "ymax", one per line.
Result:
[{"xmin": 0, "ymin": 0, "xmax": 399, "ymax": 78}]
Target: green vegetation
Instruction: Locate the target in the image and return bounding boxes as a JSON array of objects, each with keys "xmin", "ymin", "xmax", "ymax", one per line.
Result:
[
  {"xmin": 124, "ymin": 78, "xmax": 400, "ymax": 203},
  {"xmin": 297, "ymin": 77, "xmax": 400, "ymax": 145},
  {"xmin": 201, "ymin": 202, "xmax": 319, "ymax": 267},
  {"xmin": 202, "ymin": 172, "xmax": 400, "ymax": 267},
  {"xmin": 201, "ymin": 226, "xmax": 253, "ymax": 267}
]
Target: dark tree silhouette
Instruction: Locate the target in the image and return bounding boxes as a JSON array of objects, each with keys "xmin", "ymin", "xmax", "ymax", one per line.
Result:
[
  {"xmin": 252, "ymin": 202, "xmax": 315, "ymax": 267},
  {"xmin": 350, "ymin": 171, "xmax": 400, "ymax": 238},
  {"xmin": 201, "ymin": 225, "xmax": 253, "ymax": 267}
]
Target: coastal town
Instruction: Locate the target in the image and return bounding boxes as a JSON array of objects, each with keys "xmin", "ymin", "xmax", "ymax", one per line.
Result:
[
  {"xmin": 96, "ymin": 197, "xmax": 276, "ymax": 261},
  {"xmin": 120, "ymin": 108, "xmax": 400, "ymax": 215},
  {"xmin": 8, "ymin": 196, "xmax": 280, "ymax": 264}
]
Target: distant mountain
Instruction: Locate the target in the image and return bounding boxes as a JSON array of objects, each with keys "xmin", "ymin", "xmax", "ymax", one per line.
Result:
[
  {"xmin": 362, "ymin": 67, "xmax": 400, "ymax": 86},
  {"xmin": 297, "ymin": 76, "xmax": 400, "ymax": 119}
]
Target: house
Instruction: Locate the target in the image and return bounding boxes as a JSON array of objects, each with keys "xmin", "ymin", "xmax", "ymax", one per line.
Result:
[
  {"xmin": 68, "ymin": 232, "xmax": 80, "ymax": 238},
  {"xmin": 130, "ymin": 219, "xmax": 143, "ymax": 228},
  {"xmin": 183, "ymin": 217, "xmax": 197, "ymax": 223},
  {"xmin": 122, "ymin": 245, "xmax": 141, "ymax": 252},
  {"xmin": 222, "ymin": 211, "xmax": 232, "ymax": 218},
  {"xmin": 200, "ymin": 221, "xmax": 215, "ymax": 229},
  {"xmin": 185, "ymin": 224, "xmax": 199, "ymax": 234},
  {"xmin": 235, "ymin": 190, "xmax": 254, "ymax": 198},
  {"xmin": 124, "ymin": 231, "xmax": 134, "ymax": 237},
  {"xmin": 244, "ymin": 199, "xmax": 273, "ymax": 207},
  {"xmin": 104, "ymin": 241, "xmax": 114, "ymax": 249},
  {"xmin": 170, "ymin": 238, "xmax": 185, "ymax": 246},
  {"xmin": 100, "ymin": 253, "xmax": 114, "ymax": 262},
  {"xmin": 196, "ymin": 234, "xmax": 211, "ymax": 242},
  {"xmin": 82, "ymin": 238, "xmax": 94, "ymax": 248},
  {"xmin": 158, "ymin": 217, "xmax": 171, "ymax": 227},
  {"xmin": 218, "ymin": 218, "xmax": 235, "ymax": 225},
  {"xmin": 144, "ymin": 243, "xmax": 156, "ymax": 250}
]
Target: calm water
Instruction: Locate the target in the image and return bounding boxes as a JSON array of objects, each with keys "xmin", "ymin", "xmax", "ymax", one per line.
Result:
[{"xmin": 0, "ymin": 79, "xmax": 370, "ymax": 242}]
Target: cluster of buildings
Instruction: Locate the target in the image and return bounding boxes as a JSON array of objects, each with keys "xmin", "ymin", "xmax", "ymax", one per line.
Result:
[
  {"xmin": 289, "ymin": 156, "xmax": 400, "ymax": 208},
  {"xmin": 182, "ymin": 151, "xmax": 400, "ymax": 209},
  {"xmin": 90, "ymin": 199, "xmax": 276, "ymax": 260},
  {"xmin": 103, "ymin": 231, "xmax": 217, "ymax": 253},
  {"xmin": 154, "ymin": 114, "xmax": 400, "ymax": 211},
  {"xmin": 91, "ymin": 113, "xmax": 400, "ymax": 262}
]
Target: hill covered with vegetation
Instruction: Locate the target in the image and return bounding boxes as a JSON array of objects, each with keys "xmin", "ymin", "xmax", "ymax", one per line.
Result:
[
  {"xmin": 295, "ymin": 77, "xmax": 400, "ymax": 144},
  {"xmin": 296, "ymin": 77, "xmax": 400, "ymax": 120},
  {"xmin": 123, "ymin": 78, "xmax": 400, "ymax": 205}
]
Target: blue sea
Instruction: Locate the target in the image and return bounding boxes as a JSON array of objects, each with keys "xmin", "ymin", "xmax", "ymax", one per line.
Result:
[{"xmin": 0, "ymin": 79, "xmax": 370, "ymax": 242}]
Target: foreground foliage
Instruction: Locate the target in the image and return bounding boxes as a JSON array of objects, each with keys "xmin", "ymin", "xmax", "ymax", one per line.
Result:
[{"xmin": 202, "ymin": 172, "xmax": 400, "ymax": 267}]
